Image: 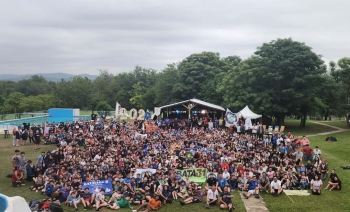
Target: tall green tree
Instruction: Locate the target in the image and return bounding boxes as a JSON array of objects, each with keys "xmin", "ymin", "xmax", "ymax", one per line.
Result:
[
  {"xmin": 329, "ymin": 58, "xmax": 350, "ymax": 126},
  {"xmin": 221, "ymin": 38, "xmax": 326, "ymax": 126},
  {"xmin": 2, "ymin": 92, "xmax": 25, "ymax": 113},
  {"xmin": 154, "ymin": 64, "xmax": 182, "ymax": 105}
]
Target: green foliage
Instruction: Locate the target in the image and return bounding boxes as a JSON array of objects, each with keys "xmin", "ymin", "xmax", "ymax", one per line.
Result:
[
  {"xmin": 95, "ymin": 101, "xmax": 113, "ymax": 111},
  {"xmin": 221, "ymin": 38, "xmax": 326, "ymax": 126},
  {"xmin": 2, "ymin": 92, "xmax": 25, "ymax": 113},
  {"xmin": 0, "ymin": 38, "xmax": 347, "ymax": 127}
]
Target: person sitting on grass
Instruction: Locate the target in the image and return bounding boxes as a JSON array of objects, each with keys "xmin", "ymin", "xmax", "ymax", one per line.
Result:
[
  {"xmin": 206, "ymin": 186, "xmax": 218, "ymax": 208},
  {"xmin": 270, "ymin": 177, "xmax": 283, "ymax": 196},
  {"xmin": 79, "ymin": 187, "xmax": 94, "ymax": 210},
  {"xmin": 219, "ymin": 185, "xmax": 235, "ymax": 212},
  {"xmin": 242, "ymin": 175, "xmax": 260, "ymax": 199},
  {"xmin": 45, "ymin": 180, "xmax": 56, "ymax": 197},
  {"xmin": 177, "ymin": 181, "xmax": 189, "ymax": 199},
  {"xmin": 324, "ymin": 176, "xmax": 341, "ymax": 191},
  {"xmin": 135, "ymin": 194, "xmax": 161, "ymax": 212},
  {"xmin": 299, "ymin": 172, "xmax": 309, "ymax": 190},
  {"xmin": 131, "ymin": 188, "xmax": 144, "ymax": 205},
  {"xmin": 11, "ymin": 167, "xmax": 24, "ymax": 187},
  {"xmin": 310, "ymin": 175, "xmax": 322, "ymax": 195},
  {"xmin": 94, "ymin": 189, "xmax": 108, "ymax": 211},
  {"xmin": 32, "ymin": 173, "xmax": 45, "ymax": 192},
  {"xmin": 107, "ymin": 191, "xmax": 121, "ymax": 210},
  {"xmin": 67, "ymin": 191, "xmax": 80, "ymax": 212},
  {"xmin": 180, "ymin": 186, "xmax": 206, "ymax": 205}
]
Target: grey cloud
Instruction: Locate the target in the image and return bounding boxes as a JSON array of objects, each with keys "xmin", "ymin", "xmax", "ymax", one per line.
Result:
[{"xmin": 0, "ymin": 0, "xmax": 349, "ymax": 75}]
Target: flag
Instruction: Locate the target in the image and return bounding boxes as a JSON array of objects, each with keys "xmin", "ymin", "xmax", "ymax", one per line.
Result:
[
  {"xmin": 225, "ymin": 108, "xmax": 237, "ymax": 127},
  {"xmin": 144, "ymin": 110, "xmax": 151, "ymax": 120},
  {"xmin": 115, "ymin": 102, "xmax": 121, "ymax": 117}
]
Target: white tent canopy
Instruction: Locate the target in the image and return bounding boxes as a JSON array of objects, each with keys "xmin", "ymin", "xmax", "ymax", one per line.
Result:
[{"xmin": 237, "ymin": 106, "xmax": 262, "ymax": 119}]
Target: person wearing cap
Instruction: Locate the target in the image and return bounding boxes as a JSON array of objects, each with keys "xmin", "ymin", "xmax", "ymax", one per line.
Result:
[
  {"xmin": 206, "ymin": 186, "xmax": 218, "ymax": 208},
  {"xmin": 219, "ymin": 185, "xmax": 235, "ymax": 212},
  {"xmin": 80, "ymin": 187, "xmax": 94, "ymax": 210},
  {"xmin": 206, "ymin": 172, "xmax": 218, "ymax": 190},
  {"xmin": 180, "ymin": 186, "xmax": 206, "ymax": 205},
  {"xmin": 94, "ymin": 189, "xmax": 108, "ymax": 211},
  {"xmin": 242, "ymin": 175, "xmax": 260, "ymax": 199}
]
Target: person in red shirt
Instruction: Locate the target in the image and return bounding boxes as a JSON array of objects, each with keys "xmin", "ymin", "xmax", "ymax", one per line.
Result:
[
  {"xmin": 221, "ymin": 160, "xmax": 229, "ymax": 171},
  {"xmin": 304, "ymin": 146, "xmax": 313, "ymax": 162}
]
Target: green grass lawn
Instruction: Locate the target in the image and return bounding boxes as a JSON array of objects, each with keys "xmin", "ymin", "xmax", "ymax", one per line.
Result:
[
  {"xmin": 262, "ymin": 131, "xmax": 350, "ymax": 212},
  {"xmin": 0, "ymin": 138, "xmax": 246, "ymax": 212}
]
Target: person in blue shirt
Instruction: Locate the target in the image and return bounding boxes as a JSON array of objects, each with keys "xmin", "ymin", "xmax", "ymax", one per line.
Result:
[
  {"xmin": 165, "ymin": 118, "xmax": 170, "ymax": 127},
  {"xmin": 135, "ymin": 173, "xmax": 142, "ymax": 184},
  {"xmin": 45, "ymin": 180, "xmax": 55, "ymax": 197},
  {"xmin": 217, "ymin": 173, "xmax": 228, "ymax": 193},
  {"xmin": 67, "ymin": 191, "xmax": 80, "ymax": 212},
  {"xmin": 243, "ymin": 175, "xmax": 260, "ymax": 199},
  {"xmin": 271, "ymin": 134, "xmax": 278, "ymax": 150}
]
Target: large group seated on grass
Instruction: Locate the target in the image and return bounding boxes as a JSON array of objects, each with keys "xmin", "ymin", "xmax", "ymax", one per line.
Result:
[{"xmin": 10, "ymin": 116, "xmax": 342, "ymax": 212}]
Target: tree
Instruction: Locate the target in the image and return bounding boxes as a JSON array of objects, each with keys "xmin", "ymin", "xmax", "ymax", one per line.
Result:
[
  {"xmin": 2, "ymin": 92, "xmax": 25, "ymax": 113},
  {"xmin": 95, "ymin": 101, "xmax": 113, "ymax": 111},
  {"xmin": 55, "ymin": 77, "xmax": 93, "ymax": 109},
  {"xmin": 178, "ymin": 52, "xmax": 226, "ymax": 100},
  {"xmin": 154, "ymin": 64, "xmax": 182, "ymax": 105},
  {"xmin": 221, "ymin": 38, "xmax": 326, "ymax": 126},
  {"xmin": 329, "ymin": 58, "xmax": 350, "ymax": 126}
]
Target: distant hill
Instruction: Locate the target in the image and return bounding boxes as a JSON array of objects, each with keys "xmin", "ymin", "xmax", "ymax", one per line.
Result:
[{"xmin": 0, "ymin": 73, "xmax": 98, "ymax": 82}]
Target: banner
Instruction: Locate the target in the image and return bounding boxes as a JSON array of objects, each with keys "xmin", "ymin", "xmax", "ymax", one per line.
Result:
[
  {"xmin": 133, "ymin": 168, "xmax": 156, "ymax": 178},
  {"xmin": 225, "ymin": 108, "xmax": 237, "ymax": 127},
  {"xmin": 245, "ymin": 118, "xmax": 252, "ymax": 130},
  {"xmin": 135, "ymin": 132, "xmax": 147, "ymax": 139},
  {"xmin": 145, "ymin": 124, "xmax": 158, "ymax": 133},
  {"xmin": 176, "ymin": 168, "xmax": 208, "ymax": 183},
  {"xmin": 115, "ymin": 102, "xmax": 120, "ymax": 117},
  {"xmin": 82, "ymin": 179, "xmax": 113, "ymax": 195},
  {"xmin": 154, "ymin": 107, "xmax": 161, "ymax": 116}
]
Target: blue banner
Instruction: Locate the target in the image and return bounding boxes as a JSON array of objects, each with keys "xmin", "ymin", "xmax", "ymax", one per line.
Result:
[{"xmin": 82, "ymin": 179, "xmax": 113, "ymax": 195}]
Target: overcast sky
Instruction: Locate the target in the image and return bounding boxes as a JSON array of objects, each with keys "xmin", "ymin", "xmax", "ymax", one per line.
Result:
[{"xmin": 0, "ymin": 0, "xmax": 349, "ymax": 75}]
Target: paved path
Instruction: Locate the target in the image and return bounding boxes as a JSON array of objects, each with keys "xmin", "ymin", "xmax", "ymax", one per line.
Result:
[
  {"xmin": 239, "ymin": 121, "xmax": 349, "ymax": 212},
  {"xmin": 305, "ymin": 122, "xmax": 350, "ymax": 137}
]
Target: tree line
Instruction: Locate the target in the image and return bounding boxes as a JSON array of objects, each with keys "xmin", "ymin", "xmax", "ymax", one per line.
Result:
[{"xmin": 0, "ymin": 38, "xmax": 349, "ymax": 127}]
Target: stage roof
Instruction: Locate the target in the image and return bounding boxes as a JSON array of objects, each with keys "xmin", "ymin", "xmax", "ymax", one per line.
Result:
[{"xmin": 159, "ymin": 99, "xmax": 225, "ymax": 111}]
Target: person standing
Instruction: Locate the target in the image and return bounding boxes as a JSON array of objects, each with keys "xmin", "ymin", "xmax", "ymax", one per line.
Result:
[
  {"xmin": 21, "ymin": 129, "xmax": 28, "ymax": 146},
  {"xmin": 34, "ymin": 129, "xmax": 41, "ymax": 150}
]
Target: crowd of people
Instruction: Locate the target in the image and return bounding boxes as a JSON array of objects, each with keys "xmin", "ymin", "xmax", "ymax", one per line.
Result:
[{"xmin": 10, "ymin": 115, "xmax": 342, "ymax": 212}]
